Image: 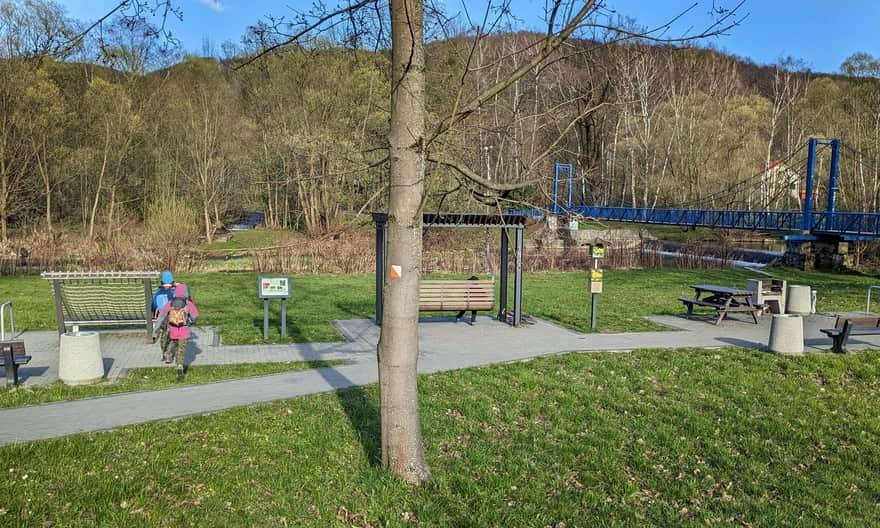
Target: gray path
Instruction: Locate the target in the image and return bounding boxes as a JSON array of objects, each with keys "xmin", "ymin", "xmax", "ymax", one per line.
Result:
[{"xmin": 2, "ymin": 313, "xmax": 878, "ymax": 446}]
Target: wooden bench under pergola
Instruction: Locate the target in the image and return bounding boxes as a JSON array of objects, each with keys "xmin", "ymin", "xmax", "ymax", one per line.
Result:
[
  {"xmin": 372, "ymin": 212, "xmax": 526, "ymax": 326},
  {"xmin": 42, "ymin": 271, "xmax": 159, "ymax": 341}
]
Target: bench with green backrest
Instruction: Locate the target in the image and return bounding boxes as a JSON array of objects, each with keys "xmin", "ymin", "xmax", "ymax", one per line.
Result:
[
  {"xmin": 419, "ymin": 279, "xmax": 495, "ymax": 323},
  {"xmin": 42, "ymin": 271, "xmax": 159, "ymax": 341},
  {"xmin": 820, "ymin": 315, "xmax": 880, "ymax": 354}
]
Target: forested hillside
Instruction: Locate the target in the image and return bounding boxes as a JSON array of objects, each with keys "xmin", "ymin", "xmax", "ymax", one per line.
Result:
[{"xmin": 3, "ymin": 0, "xmax": 880, "ymax": 251}]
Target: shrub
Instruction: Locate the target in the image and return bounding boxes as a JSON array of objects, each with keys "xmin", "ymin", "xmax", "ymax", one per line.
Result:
[{"xmin": 145, "ymin": 197, "xmax": 201, "ymax": 270}]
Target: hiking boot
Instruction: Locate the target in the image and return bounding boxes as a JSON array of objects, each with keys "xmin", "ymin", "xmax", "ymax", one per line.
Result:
[{"xmin": 176, "ymin": 365, "xmax": 185, "ymax": 381}]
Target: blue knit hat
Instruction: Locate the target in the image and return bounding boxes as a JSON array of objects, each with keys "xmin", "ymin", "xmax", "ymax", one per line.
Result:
[{"xmin": 161, "ymin": 271, "xmax": 173, "ymax": 286}]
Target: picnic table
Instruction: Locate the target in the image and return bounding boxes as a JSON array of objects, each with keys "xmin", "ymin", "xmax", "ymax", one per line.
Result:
[{"xmin": 678, "ymin": 284, "xmax": 763, "ymax": 325}]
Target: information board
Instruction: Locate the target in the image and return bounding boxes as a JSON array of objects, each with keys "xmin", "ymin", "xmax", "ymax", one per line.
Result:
[{"xmin": 259, "ymin": 276, "xmax": 291, "ymax": 299}]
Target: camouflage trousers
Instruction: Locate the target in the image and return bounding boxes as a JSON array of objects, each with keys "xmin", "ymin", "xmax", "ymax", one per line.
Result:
[{"xmin": 163, "ymin": 338, "xmax": 187, "ymax": 367}]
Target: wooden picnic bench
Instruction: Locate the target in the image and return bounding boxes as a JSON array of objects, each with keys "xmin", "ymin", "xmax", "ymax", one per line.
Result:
[
  {"xmin": 42, "ymin": 271, "xmax": 160, "ymax": 341},
  {"xmin": 819, "ymin": 315, "xmax": 880, "ymax": 354},
  {"xmin": 678, "ymin": 284, "xmax": 764, "ymax": 325},
  {"xmin": 419, "ymin": 279, "xmax": 495, "ymax": 324},
  {"xmin": 0, "ymin": 340, "xmax": 30, "ymax": 387}
]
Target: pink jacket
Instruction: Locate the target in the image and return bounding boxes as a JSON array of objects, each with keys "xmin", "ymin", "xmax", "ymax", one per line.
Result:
[{"xmin": 158, "ymin": 284, "xmax": 199, "ymax": 340}]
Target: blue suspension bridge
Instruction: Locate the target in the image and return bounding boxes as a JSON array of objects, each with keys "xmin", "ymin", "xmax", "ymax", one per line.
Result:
[{"xmin": 511, "ymin": 138, "xmax": 880, "ymax": 269}]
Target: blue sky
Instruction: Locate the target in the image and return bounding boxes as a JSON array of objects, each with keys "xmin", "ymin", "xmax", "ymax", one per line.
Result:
[{"xmin": 61, "ymin": 0, "xmax": 879, "ymax": 73}]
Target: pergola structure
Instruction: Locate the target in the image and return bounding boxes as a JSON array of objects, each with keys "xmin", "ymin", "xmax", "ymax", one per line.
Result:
[{"xmin": 372, "ymin": 212, "xmax": 527, "ymax": 326}]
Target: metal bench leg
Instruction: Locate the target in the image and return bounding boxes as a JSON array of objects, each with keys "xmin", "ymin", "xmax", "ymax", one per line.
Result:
[
  {"xmin": 471, "ymin": 311, "xmax": 477, "ymax": 325},
  {"xmin": 831, "ymin": 335, "xmax": 847, "ymax": 354},
  {"xmin": 3, "ymin": 345, "xmax": 14, "ymax": 388},
  {"xmin": 714, "ymin": 310, "xmax": 726, "ymax": 325}
]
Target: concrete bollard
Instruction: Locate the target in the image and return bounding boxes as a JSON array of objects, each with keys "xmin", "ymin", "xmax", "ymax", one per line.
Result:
[
  {"xmin": 786, "ymin": 285, "xmax": 812, "ymax": 315},
  {"xmin": 768, "ymin": 314, "xmax": 804, "ymax": 355},
  {"xmin": 59, "ymin": 331, "xmax": 104, "ymax": 385}
]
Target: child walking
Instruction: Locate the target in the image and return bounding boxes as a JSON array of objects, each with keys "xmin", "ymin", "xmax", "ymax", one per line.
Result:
[{"xmin": 157, "ymin": 283, "xmax": 199, "ymax": 380}]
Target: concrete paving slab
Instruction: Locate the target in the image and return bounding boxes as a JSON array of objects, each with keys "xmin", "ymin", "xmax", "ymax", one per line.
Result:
[{"xmin": 2, "ymin": 312, "xmax": 880, "ymax": 446}]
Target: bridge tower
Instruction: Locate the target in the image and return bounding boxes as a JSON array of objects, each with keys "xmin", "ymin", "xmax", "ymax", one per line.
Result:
[{"xmin": 783, "ymin": 137, "xmax": 853, "ymax": 271}]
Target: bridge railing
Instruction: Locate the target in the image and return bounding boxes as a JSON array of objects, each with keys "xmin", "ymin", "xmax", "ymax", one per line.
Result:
[{"xmin": 562, "ymin": 207, "xmax": 880, "ymax": 237}]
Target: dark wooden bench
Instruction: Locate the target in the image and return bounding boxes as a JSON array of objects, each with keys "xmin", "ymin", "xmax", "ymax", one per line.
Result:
[
  {"xmin": 820, "ymin": 315, "xmax": 880, "ymax": 354},
  {"xmin": 419, "ymin": 280, "xmax": 494, "ymax": 324},
  {"xmin": 0, "ymin": 340, "xmax": 30, "ymax": 387}
]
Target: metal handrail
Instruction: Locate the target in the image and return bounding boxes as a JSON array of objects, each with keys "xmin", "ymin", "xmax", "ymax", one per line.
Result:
[
  {"xmin": 866, "ymin": 286, "xmax": 880, "ymax": 314},
  {"xmin": 1, "ymin": 301, "xmax": 14, "ymax": 341}
]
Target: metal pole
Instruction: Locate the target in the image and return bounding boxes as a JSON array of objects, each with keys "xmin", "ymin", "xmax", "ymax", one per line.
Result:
[
  {"xmin": 591, "ymin": 293, "xmax": 598, "ymax": 329},
  {"xmin": 263, "ymin": 298, "xmax": 269, "ymax": 340},
  {"xmin": 567, "ymin": 165, "xmax": 573, "ymax": 209},
  {"xmin": 375, "ymin": 219, "xmax": 385, "ymax": 324},
  {"xmin": 827, "ymin": 138, "xmax": 841, "ymax": 231},
  {"xmin": 514, "ymin": 227, "xmax": 524, "ymax": 326},
  {"xmin": 803, "ymin": 138, "xmax": 817, "ymax": 232},
  {"xmin": 499, "ymin": 228, "xmax": 509, "ymax": 321},
  {"xmin": 590, "ymin": 256, "xmax": 599, "ymax": 329},
  {"xmin": 552, "ymin": 163, "xmax": 560, "ymax": 214},
  {"xmin": 280, "ymin": 298, "xmax": 287, "ymax": 338}
]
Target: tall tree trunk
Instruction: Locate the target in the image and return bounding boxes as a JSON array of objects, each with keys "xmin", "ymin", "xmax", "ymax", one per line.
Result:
[{"xmin": 378, "ymin": 0, "xmax": 431, "ymax": 485}]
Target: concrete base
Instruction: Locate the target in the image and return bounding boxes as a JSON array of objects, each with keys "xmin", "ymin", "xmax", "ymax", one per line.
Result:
[
  {"xmin": 59, "ymin": 332, "xmax": 104, "ymax": 385},
  {"xmin": 787, "ymin": 285, "xmax": 812, "ymax": 315},
  {"xmin": 784, "ymin": 238, "xmax": 854, "ymax": 271},
  {"xmin": 768, "ymin": 314, "xmax": 804, "ymax": 355}
]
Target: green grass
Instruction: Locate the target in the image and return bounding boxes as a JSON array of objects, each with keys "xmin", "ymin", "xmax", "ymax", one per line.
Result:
[
  {"xmin": 200, "ymin": 228, "xmax": 300, "ymax": 252},
  {"xmin": 0, "ymin": 361, "xmax": 343, "ymax": 408},
  {"xmin": 3, "ymin": 268, "xmax": 879, "ymax": 344},
  {"xmin": 2, "ymin": 347, "xmax": 879, "ymax": 526}
]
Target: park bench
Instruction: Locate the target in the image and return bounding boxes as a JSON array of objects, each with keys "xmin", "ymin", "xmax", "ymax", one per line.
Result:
[
  {"xmin": 0, "ymin": 340, "xmax": 30, "ymax": 387},
  {"xmin": 42, "ymin": 271, "xmax": 159, "ymax": 341},
  {"xmin": 820, "ymin": 315, "xmax": 880, "ymax": 354},
  {"xmin": 419, "ymin": 279, "xmax": 494, "ymax": 324}
]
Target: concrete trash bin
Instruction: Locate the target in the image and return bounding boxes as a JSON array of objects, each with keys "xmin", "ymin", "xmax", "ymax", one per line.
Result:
[
  {"xmin": 59, "ymin": 331, "xmax": 104, "ymax": 385},
  {"xmin": 768, "ymin": 314, "xmax": 804, "ymax": 355},
  {"xmin": 786, "ymin": 284, "xmax": 812, "ymax": 315}
]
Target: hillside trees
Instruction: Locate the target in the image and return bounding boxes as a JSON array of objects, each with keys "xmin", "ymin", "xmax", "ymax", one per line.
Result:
[
  {"xmin": 163, "ymin": 57, "xmax": 240, "ymax": 244},
  {"xmin": 238, "ymin": 47, "xmax": 389, "ymax": 234}
]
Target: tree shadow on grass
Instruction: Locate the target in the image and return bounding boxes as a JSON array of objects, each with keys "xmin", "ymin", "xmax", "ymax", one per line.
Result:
[{"xmin": 315, "ymin": 365, "xmax": 382, "ymax": 466}]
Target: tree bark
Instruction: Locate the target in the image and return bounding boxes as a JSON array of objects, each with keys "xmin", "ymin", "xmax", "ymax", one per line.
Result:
[{"xmin": 377, "ymin": 0, "xmax": 431, "ymax": 485}]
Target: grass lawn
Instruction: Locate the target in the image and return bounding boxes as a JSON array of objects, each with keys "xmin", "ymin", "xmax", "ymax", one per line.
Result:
[
  {"xmin": 2, "ymin": 267, "xmax": 878, "ymax": 344},
  {"xmin": 2, "ymin": 347, "xmax": 879, "ymax": 526},
  {"xmin": 199, "ymin": 228, "xmax": 301, "ymax": 252},
  {"xmin": 0, "ymin": 361, "xmax": 343, "ymax": 409}
]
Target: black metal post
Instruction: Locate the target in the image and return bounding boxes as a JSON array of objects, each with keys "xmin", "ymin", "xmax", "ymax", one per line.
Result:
[
  {"xmin": 281, "ymin": 299, "xmax": 287, "ymax": 338},
  {"xmin": 499, "ymin": 228, "xmax": 509, "ymax": 321},
  {"xmin": 591, "ymin": 293, "xmax": 598, "ymax": 329},
  {"xmin": 143, "ymin": 277, "xmax": 153, "ymax": 342},
  {"xmin": 52, "ymin": 279, "xmax": 65, "ymax": 335},
  {"xmin": 263, "ymin": 299, "xmax": 269, "ymax": 340},
  {"xmin": 514, "ymin": 227, "xmax": 524, "ymax": 326},
  {"xmin": 375, "ymin": 219, "xmax": 386, "ymax": 324}
]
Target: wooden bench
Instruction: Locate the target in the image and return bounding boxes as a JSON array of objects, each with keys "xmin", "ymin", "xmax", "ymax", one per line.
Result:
[
  {"xmin": 820, "ymin": 315, "xmax": 880, "ymax": 354},
  {"xmin": 0, "ymin": 340, "xmax": 30, "ymax": 387},
  {"xmin": 419, "ymin": 280, "xmax": 494, "ymax": 324},
  {"xmin": 42, "ymin": 271, "xmax": 159, "ymax": 341}
]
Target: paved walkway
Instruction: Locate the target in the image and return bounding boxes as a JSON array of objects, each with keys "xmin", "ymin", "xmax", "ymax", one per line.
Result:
[{"xmin": 2, "ymin": 312, "xmax": 878, "ymax": 446}]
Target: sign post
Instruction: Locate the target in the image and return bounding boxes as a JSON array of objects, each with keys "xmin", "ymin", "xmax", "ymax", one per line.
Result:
[
  {"xmin": 589, "ymin": 244, "xmax": 604, "ymax": 329},
  {"xmin": 259, "ymin": 276, "xmax": 291, "ymax": 340}
]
